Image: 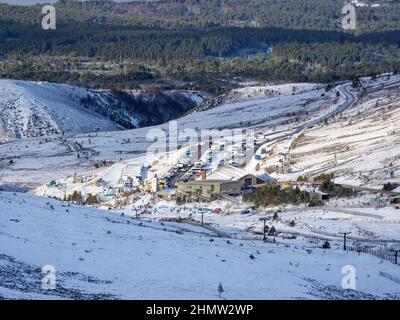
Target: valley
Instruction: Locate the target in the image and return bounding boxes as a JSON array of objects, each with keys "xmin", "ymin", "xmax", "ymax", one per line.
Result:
[
  {"xmin": 1, "ymin": 0, "xmax": 400, "ymax": 302},
  {"xmin": 1, "ymin": 74, "xmax": 400, "ymax": 299}
]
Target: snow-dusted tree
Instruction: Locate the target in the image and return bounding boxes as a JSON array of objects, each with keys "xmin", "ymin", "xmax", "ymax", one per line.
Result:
[
  {"xmin": 217, "ymin": 282, "xmax": 224, "ymax": 298},
  {"xmin": 268, "ymin": 226, "xmax": 277, "ymax": 236}
]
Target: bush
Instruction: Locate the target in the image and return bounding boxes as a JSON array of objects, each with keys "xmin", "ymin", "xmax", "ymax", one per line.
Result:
[
  {"xmin": 309, "ymin": 199, "xmax": 324, "ymax": 207},
  {"xmin": 335, "ymin": 186, "xmax": 356, "ymax": 197},
  {"xmin": 297, "ymin": 175, "xmax": 308, "ymax": 182},
  {"xmin": 268, "ymin": 226, "xmax": 277, "ymax": 236},
  {"xmin": 391, "ymin": 197, "xmax": 400, "ymax": 204},
  {"xmin": 176, "ymin": 195, "xmax": 186, "ymax": 205},
  {"xmin": 68, "ymin": 191, "xmax": 83, "ymax": 204},
  {"xmin": 322, "ymin": 241, "xmax": 331, "ymax": 249},
  {"xmin": 318, "ymin": 173, "xmax": 335, "ymax": 193},
  {"xmin": 86, "ymin": 194, "xmax": 100, "ymax": 205},
  {"xmin": 243, "ymin": 184, "xmax": 310, "ymax": 208},
  {"xmin": 317, "ymin": 173, "xmax": 356, "ymax": 198},
  {"xmin": 384, "ymin": 183, "xmax": 399, "ymax": 192}
]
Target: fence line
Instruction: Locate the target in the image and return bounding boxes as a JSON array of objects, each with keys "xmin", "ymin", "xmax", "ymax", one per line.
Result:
[
  {"xmin": 379, "ymin": 271, "xmax": 400, "ymax": 285},
  {"xmin": 347, "ymin": 245, "xmax": 397, "ymax": 264},
  {"xmin": 321, "ymin": 207, "xmax": 383, "ymax": 219},
  {"xmin": 276, "ymin": 228, "xmax": 334, "ymax": 241},
  {"xmin": 307, "ymin": 227, "xmax": 400, "ymax": 244},
  {"xmin": 277, "ymin": 223, "xmax": 400, "ymax": 244},
  {"xmin": 286, "ymin": 206, "xmax": 384, "ymax": 219}
]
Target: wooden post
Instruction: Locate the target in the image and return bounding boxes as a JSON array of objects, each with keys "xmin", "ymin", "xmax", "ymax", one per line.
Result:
[{"xmin": 259, "ymin": 217, "xmax": 268, "ymax": 242}]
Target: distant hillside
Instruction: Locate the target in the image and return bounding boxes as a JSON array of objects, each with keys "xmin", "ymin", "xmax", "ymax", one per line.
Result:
[
  {"xmin": 3, "ymin": 0, "xmax": 399, "ymax": 32},
  {"xmin": 1, "ymin": 1, "xmax": 400, "ymax": 92}
]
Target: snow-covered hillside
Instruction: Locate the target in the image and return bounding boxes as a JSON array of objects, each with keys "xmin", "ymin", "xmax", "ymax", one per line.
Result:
[
  {"xmin": 0, "ymin": 80, "xmax": 204, "ymax": 142},
  {"xmin": 228, "ymin": 83, "xmax": 320, "ymax": 103},
  {"xmin": 1, "ymin": 191, "xmax": 400, "ymax": 299},
  {"xmin": 2, "ymin": 76, "xmax": 400, "ymax": 300},
  {"xmin": 0, "ymin": 76, "xmax": 398, "ymax": 191},
  {"xmin": 0, "ymin": 80, "xmax": 121, "ymax": 142},
  {"xmin": 273, "ymin": 75, "xmax": 400, "ymax": 187},
  {"xmin": 0, "ymin": 81, "xmax": 340, "ymax": 187}
]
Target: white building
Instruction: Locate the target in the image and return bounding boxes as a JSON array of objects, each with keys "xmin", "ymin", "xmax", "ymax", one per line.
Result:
[
  {"xmin": 208, "ymin": 165, "xmax": 275, "ymax": 186},
  {"xmin": 119, "ymin": 164, "xmax": 143, "ymax": 190}
]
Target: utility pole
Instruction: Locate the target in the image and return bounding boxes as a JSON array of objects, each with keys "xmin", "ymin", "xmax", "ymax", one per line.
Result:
[
  {"xmin": 392, "ymin": 249, "xmax": 400, "ymax": 264},
  {"xmin": 201, "ymin": 211, "xmax": 204, "ymax": 227},
  {"xmin": 259, "ymin": 217, "xmax": 268, "ymax": 242},
  {"xmin": 339, "ymin": 229, "xmax": 352, "ymax": 251}
]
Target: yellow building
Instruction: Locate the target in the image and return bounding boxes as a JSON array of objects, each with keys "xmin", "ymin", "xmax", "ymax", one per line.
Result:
[
  {"xmin": 177, "ymin": 180, "xmax": 241, "ymax": 199},
  {"xmin": 176, "ymin": 166, "xmax": 263, "ymax": 201}
]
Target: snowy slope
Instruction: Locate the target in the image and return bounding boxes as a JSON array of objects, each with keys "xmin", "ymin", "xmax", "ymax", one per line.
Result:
[
  {"xmin": 284, "ymin": 76, "xmax": 400, "ymax": 187},
  {"xmin": 0, "ymin": 80, "xmax": 342, "ymax": 187},
  {"xmin": 243, "ymin": 74, "xmax": 400, "ymax": 188},
  {"xmin": 0, "ymin": 76, "xmax": 398, "ymax": 190},
  {"xmin": 1, "ymin": 191, "xmax": 400, "ymax": 300},
  {"xmin": 0, "ymin": 80, "xmax": 122, "ymax": 142},
  {"xmin": 228, "ymin": 83, "xmax": 320, "ymax": 103},
  {"xmin": 0, "ymin": 80, "xmax": 204, "ymax": 143}
]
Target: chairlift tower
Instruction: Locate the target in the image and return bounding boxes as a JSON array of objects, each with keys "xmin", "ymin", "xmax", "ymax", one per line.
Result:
[
  {"xmin": 391, "ymin": 248, "xmax": 400, "ymax": 264},
  {"xmin": 259, "ymin": 217, "xmax": 269, "ymax": 242},
  {"xmin": 339, "ymin": 228, "xmax": 352, "ymax": 251}
]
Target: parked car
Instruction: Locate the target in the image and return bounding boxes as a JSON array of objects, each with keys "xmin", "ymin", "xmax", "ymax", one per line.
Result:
[{"xmin": 194, "ymin": 161, "xmax": 203, "ymax": 169}]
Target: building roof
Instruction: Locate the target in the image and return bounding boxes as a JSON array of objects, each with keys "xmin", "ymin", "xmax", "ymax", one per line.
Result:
[
  {"xmin": 177, "ymin": 179, "xmax": 240, "ymax": 186},
  {"xmin": 122, "ymin": 164, "xmax": 143, "ymax": 178},
  {"xmin": 257, "ymin": 173, "xmax": 276, "ymax": 183},
  {"xmin": 207, "ymin": 165, "xmax": 254, "ymax": 181}
]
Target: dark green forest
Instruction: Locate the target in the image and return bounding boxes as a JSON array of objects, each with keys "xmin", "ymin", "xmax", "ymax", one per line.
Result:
[{"xmin": 1, "ymin": 0, "xmax": 400, "ymax": 93}]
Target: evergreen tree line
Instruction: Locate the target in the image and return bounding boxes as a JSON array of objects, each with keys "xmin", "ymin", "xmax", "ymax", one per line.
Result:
[{"xmin": 1, "ymin": 0, "xmax": 400, "ymax": 92}]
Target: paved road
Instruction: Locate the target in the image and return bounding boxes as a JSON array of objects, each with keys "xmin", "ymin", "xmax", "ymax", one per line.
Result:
[
  {"xmin": 296, "ymin": 83, "xmax": 357, "ymax": 132},
  {"xmin": 245, "ymin": 83, "xmax": 357, "ymax": 172}
]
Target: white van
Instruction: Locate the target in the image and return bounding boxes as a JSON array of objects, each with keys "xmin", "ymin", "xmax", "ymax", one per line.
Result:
[{"xmin": 194, "ymin": 161, "xmax": 203, "ymax": 169}]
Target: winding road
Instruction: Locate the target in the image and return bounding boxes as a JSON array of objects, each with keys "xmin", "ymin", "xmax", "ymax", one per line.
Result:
[{"xmin": 245, "ymin": 82, "xmax": 358, "ymax": 173}]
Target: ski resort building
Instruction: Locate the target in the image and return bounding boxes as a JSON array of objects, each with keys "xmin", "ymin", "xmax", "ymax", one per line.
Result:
[
  {"xmin": 176, "ymin": 165, "xmax": 264, "ymax": 200},
  {"xmin": 118, "ymin": 164, "xmax": 143, "ymax": 191},
  {"xmin": 176, "ymin": 180, "xmax": 242, "ymax": 200},
  {"xmin": 207, "ymin": 165, "xmax": 257, "ymax": 187}
]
